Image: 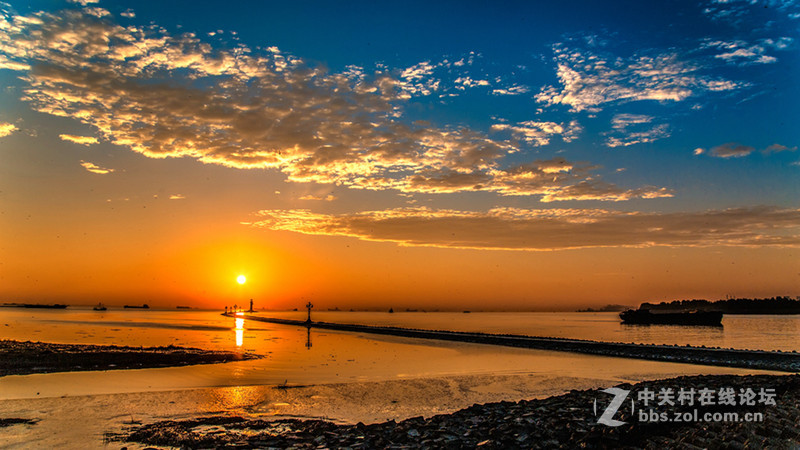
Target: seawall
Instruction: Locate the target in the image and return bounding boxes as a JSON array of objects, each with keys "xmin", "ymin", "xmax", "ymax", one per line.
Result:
[{"xmin": 225, "ymin": 313, "xmax": 800, "ymax": 373}]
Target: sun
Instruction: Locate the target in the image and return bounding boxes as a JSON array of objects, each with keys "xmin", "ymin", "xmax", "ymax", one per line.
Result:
[{"xmin": 236, "ymin": 275, "xmax": 246, "ymax": 285}]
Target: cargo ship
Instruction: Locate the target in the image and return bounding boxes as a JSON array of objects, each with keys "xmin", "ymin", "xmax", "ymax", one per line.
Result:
[{"xmin": 620, "ymin": 309, "xmax": 723, "ymax": 326}]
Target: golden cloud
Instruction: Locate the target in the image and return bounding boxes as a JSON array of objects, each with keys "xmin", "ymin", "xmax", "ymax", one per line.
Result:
[
  {"xmin": 0, "ymin": 122, "xmax": 17, "ymax": 137},
  {"xmin": 0, "ymin": 7, "xmax": 670, "ymax": 202},
  {"xmin": 59, "ymin": 134, "xmax": 99, "ymax": 145},
  {"xmin": 80, "ymin": 160, "xmax": 113, "ymax": 174},
  {"xmin": 251, "ymin": 206, "xmax": 800, "ymax": 251}
]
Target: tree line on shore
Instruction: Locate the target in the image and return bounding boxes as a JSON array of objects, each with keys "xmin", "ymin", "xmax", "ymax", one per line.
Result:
[{"xmin": 639, "ymin": 296, "xmax": 800, "ymax": 314}]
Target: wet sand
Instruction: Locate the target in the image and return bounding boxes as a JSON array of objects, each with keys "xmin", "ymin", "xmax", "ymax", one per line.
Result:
[
  {"xmin": 118, "ymin": 373, "xmax": 800, "ymax": 448},
  {"xmin": 0, "ymin": 339, "xmax": 258, "ymax": 377}
]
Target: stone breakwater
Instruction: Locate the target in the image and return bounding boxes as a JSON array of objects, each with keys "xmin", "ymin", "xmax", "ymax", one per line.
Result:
[
  {"xmin": 120, "ymin": 374, "xmax": 800, "ymax": 449},
  {"xmin": 227, "ymin": 314, "xmax": 800, "ymax": 373},
  {"xmin": 0, "ymin": 340, "xmax": 259, "ymax": 377}
]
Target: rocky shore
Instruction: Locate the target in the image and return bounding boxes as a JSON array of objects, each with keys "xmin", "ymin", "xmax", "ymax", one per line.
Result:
[
  {"xmin": 0, "ymin": 340, "xmax": 259, "ymax": 377},
  {"xmin": 120, "ymin": 374, "xmax": 800, "ymax": 448}
]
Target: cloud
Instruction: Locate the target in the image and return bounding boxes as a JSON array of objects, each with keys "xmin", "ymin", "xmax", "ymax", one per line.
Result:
[
  {"xmin": 709, "ymin": 142, "xmax": 755, "ymax": 158},
  {"xmin": 299, "ymin": 194, "xmax": 337, "ymax": 201},
  {"xmin": 763, "ymin": 143, "xmax": 798, "ymax": 154},
  {"xmin": 399, "ymin": 157, "xmax": 673, "ymax": 201},
  {"xmin": 536, "ymin": 42, "xmax": 745, "ymax": 112},
  {"xmin": 694, "ymin": 148, "xmax": 705, "ymax": 155},
  {"xmin": 703, "ymin": 0, "xmax": 800, "ymax": 25},
  {"xmin": 0, "ymin": 122, "xmax": 17, "ymax": 137},
  {"xmin": 168, "ymin": 194, "xmax": 185, "ymax": 200},
  {"xmin": 0, "ymin": 8, "xmax": 671, "ymax": 202},
  {"xmin": 705, "ymin": 142, "xmax": 796, "ymax": 158},
  {"xmin": 80, "ymin": 160, "xmax": 113, "ymax": 174},
  {"xmin": 491, "ymin": 85, "xmax": 529, "ymax": 96},
  {"xmin": 59, "ymin": 134, "xmax": 99, "ymax": 145},
  {"xmin": 490, "ymin": 120, "xmax": 582, "ymax": 146},
  {"xmin": 250, "ymin": 206, "xmax": 800, "ymax": 251},
  {"xmin": 605, "ymin": 114, "xmax": 671, "ymax": 148},
  {"xmin": 120, "ymin": 9, "xmax": 135, "ymax": 19},
  {"xmin": 702, "ymin": 38, "xmax": 793, "ymax": 66}
]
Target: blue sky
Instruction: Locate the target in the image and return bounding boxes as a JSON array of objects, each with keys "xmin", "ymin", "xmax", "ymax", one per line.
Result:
[{"xmin": 0, "ymin": 0, "xmax": 798, "ymax": 307}]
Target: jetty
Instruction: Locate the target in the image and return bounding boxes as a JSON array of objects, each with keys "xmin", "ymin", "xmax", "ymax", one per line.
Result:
[{"xmin": 225, "ymin": 313, "xmax": 800, "ymax": 373}]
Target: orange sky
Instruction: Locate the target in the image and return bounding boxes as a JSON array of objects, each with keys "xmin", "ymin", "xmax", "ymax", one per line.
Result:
[{"xmin": 1, "ymin": 3, "xmax": 799, "ymax": 310}]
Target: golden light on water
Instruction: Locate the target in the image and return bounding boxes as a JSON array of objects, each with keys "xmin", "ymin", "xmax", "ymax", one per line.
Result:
[
  {"xmin": 235, "ymin": 316, "xmax": 244, "ymax": 347},
  {"xmin": 236, "ymin": 275, "xmax": 246, "ymax": 285}
]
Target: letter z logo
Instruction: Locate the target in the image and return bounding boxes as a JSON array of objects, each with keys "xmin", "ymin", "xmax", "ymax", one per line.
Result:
[{"xmin": 596, "ymin": 387, "xmax": 630, "ymax": 427}]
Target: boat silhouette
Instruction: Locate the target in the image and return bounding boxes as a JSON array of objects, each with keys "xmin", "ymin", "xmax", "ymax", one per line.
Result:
[
  {"xmin": 26, "ymin": 304, "xmax": 67, "ymax": 309},
  {"xmin": 620, "ymin": 309, "xmax": 722, "ymax": 326}
]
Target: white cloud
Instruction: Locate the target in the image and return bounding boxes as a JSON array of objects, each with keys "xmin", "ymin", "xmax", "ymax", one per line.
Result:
[
  {"xmin": 701, "ymin": 38, "xmax": 793, "ymax": 65},
  {"xmin": 490, "ymin": 120, "xmax": 582, "ymax": 146},
  {"xmin": 704, "ymin": 0, "xmax": 800, "ymax": 24},
  {"xmin": 491, "ymin": 85, "xmax": 530, "ymax": 96},
  {"xmin": 605, "ymin": 114, "xmax": 670, "ymax": 148},
  {"xmin": 536, "ymin": 43, "xmax": 745, "ymax": 112}
]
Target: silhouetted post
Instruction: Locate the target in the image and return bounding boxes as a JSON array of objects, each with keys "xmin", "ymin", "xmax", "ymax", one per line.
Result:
[
  {"xmin": 225, "ymin": 306, "xmax": 228, "ymax": 314},
  {"xmin": 249, "ymin": 299, "xmax": 253, "ymax": 312},
  {"xmin": 306, "ymin": 301, "xmax": 313, "ymax": 323}
]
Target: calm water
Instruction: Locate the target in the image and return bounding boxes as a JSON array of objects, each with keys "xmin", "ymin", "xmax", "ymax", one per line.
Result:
[
  {"xmin": 2, "ymin": 308, "xmax": 798, "ymax": 352},
  {"xmin": 0, "ymin": 308, "xmax": 790, "ymax": 448},
  {"xmin": 266, "ymin": 310, "xmax": 800, "ymax": 352}
]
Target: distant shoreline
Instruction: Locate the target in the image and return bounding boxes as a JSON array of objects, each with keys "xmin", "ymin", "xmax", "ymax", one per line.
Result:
[{"xmin": 0, "ymin": 340, "xmax": 258, "ymax": 377}]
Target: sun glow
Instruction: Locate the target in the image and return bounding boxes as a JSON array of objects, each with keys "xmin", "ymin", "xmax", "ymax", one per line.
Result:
[{"xmin": 236, "ymin": 274, "xmax": 246, "ymax": 285}]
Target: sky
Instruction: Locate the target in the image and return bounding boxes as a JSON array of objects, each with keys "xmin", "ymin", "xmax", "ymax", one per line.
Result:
[{"xmin": 0, "ymin": 0, "xmax": 799, "ymax": 310}]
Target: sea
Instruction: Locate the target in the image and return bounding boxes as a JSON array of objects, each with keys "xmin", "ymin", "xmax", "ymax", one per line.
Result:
[{"xmin": 0, "ymin": 308, "xmax": 797, "ymax": 448}]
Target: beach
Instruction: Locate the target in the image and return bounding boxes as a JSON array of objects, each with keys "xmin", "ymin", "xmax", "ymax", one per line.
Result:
[
  {"xmin": 117, "ymin": 374, "xmax": 800, "ymax": 449},
  {"xmin": 1, "ymin": 310, "xmax": 799, "ymax": 447}
]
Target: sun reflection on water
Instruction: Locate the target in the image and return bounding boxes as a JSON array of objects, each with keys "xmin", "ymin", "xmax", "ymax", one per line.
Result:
[
  {"xmin": 208, "ymin": 385, "xmax": 260, "ymax": 412},
  {"xmin": 235, "ymin": 316, "xmax": 244, "ymax": 347}
]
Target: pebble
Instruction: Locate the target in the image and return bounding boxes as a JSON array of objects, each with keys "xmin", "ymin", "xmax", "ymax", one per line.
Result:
[{"xmin": 121, "ymin": 374, "xmax": 800, "ymax": 449}]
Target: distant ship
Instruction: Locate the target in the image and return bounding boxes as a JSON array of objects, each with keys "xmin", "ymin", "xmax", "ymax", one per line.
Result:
[
  {"xmin": 22, "ymin": 303, "xmax": 67, "ymax": 309},
  {"xmin": 124, "ymin": 304, "xmax": 150, "ymax": 309},
  {"xmin": 620, "ymin": 309, "xmax": 723, "ymax": 326},
  {"xmin": 93, "ymin": 303, "xmax": 107, "ymax": 311}
]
